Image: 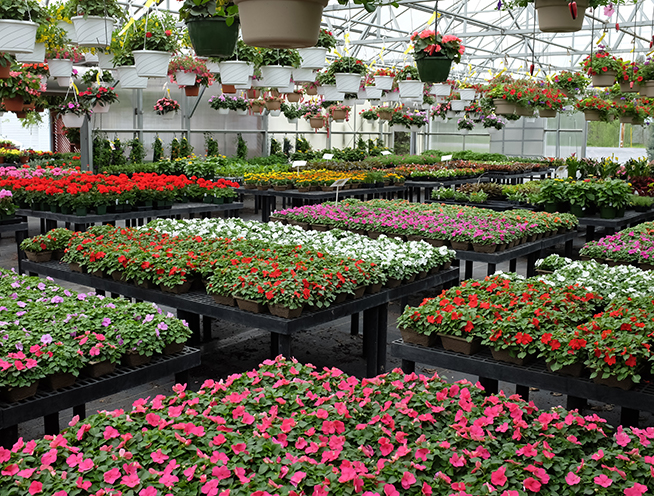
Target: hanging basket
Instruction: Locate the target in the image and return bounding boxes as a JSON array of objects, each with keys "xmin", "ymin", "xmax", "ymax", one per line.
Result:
[
  {"xmin": 93, "ymin": 103, "xmax": 110, "ymax": 113},
  {"xmin": 0, "ymin": 19, "xmax": 38, "ymax": 54},
  {"xmin": 583, "ymin": 109, "xmax": 601, "ymax": 121},
  {"xmin": 450, "ymin": 100, "xmax": 465, "ymax": 111},
  {"xmin": 292, "ymin": 67, "xmax": 316, "ymax": 83},
  {"xmin": 534, "ymin": 0, "xmax": 588, "ymax": 32},
  {"xmin": 3, "ymin": 96, "xmax": 24, "ymax": 112},
  {"xmin": 287, "ymin": 92, "xmax": 302, "ymax": 102},
  {"xmin": 365, "ymin": 87, "xmax": 383, "ymax": 99},
  {"xmin": 233, "ymin": 0, "xmax": 329, "ymax": 48},
  {"xmin": 619, "ymin": 115, "xmax": 634, "ymax": 124},
  {"xmin": 331, "ymin": 109, "xmax": 347, "ymax": 121},
  {"xmin": 47, "ymin": 58, "xmax": 73, "ymax": 78},
  {"xmin": 398, "ymin": 80, "xmax": 423, "ymax": 99},
  {"xmin": 297, "ymin": 47, "xmax": 328, "ymax": 69},
  {"xmin": 516, "ymin": 105, "xmax": 534, "ymax": 117},
  {"xmin": 493, "ymin": 98, "xmax": 517, "ymax": 115},
  {"xmin": 57, "ymin": 20, "xmax": 77, "ymax": 43},
  {"xmin": 430, "ymin": 83, "xmax": 451, "ymax": 96},
  {"xmin": 334, "ymin": 73, "xmax": 362, "ymax": 93},
  {"xmin": 382, "ymin": 91, "xmax": 400, "ymax": 102},
  {"xmin": 415, "ymin": 56, "xmax": 453, "ymax": 83},
  {"xmin": 374, "ymin": 75, "xmax": 393, "ymax": 90},
  {"xmin": 591, "ymin": 70, "xmax": 617, "ymax": 88},
  {"xmin": 206, "ymin": 61, "xmax": 220, "ymax": 73},
  {"xmin": 117, "ymin": 66, "xmax": 149, "ymax": 89},
  {"xmin": 218, "ymin": 61, "xmax": 252, "ymax": 85},
  {"xmin": 175, "ymin": 71, "xmax": 197, "ymax": 86},
  {"xmin": 259, "ymin": 65, "xmax": 293, "ymax": 87},
  {"xmin": 265, "ymin": 100, "xmax": 282, "ymax": 111},
  {"xmin": 309, "ymin": 117, "xmax": 324, "ymax": 128},
  {"xmin": 97, "ymin": 52, "xmax": 114, "ymax": 69},
  {"xmin": 318, "ymin": 84, "xmax": 345, "ymax": 101},
  {"xmin": 619, "ymin": 80, "xmax": 639, "ymax": 93},
  {"xmin": 217, "ymin": 107, "xmax": 230, "ymax": 115},
  {"xmin": 459, "ymin": 89, "xmax": 476, "ymax": 101},
  {"xmin": 222, "ymin": 84, "xmax": 237, "ymax": 93},
  {"xmin": 186, "ymin": 17, "xmax": 239, "ymax": 58},
  {"xmin": 459, "ymin": 128, "xmax": 470, "ymax": 135},
  {"xmin": 539, "ymin": 108, "xmax": 557, "ymax": 118},
  {"xmin": 133, "ymin": 50, "xmax": 171, "ymax": 78},
  {"xmin": 15, "ymin": 42, "xmax": 45, "ymax": 64},
  {"xmin": 71, "ymin": 16, "xmax": 115, "ymax": 47},
  {"xmin": 185, "ymin": 85, "xmax": 200, "ymax": 96},
  {"xmin": 378, "ymin": 109, "xmax": 392, "ymax": 121}
]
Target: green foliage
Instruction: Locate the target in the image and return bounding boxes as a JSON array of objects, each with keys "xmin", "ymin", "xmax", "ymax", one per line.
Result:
[
  {"xmin": 112, "ymin": 137, "xmax": 127, "ymax": 167},
  {"xmin": 64, "ymin": 0, "xmax": 126, "ymax": 20},
  {"xmin": 296, "ymin": 136, "xmax": 311, "ymax": 154},
  {"xmin": 153, "ymin": 135, "xmax": 164, "ymax": 162},
  {"xmin": 127, "ymin": 137, "xmax": 146, "ymax": 164},
  {"xmin": 270, "ymin": 138, "xmax": 282, "ymax": 156},
  {"xmin": 236, "ymin": 133, "xmax": 247, "ymax": 159},
  {"xmin": 179, "ymin": 137, "xmax": 193, "ymax": 158},
  {"xmin": 205, "ymin": 133, "xmax": 219, "ymax": 157},
  {"xmin": 283, "ymin": 137, "xmax": 292, "ymax": 157},
  {"xmin": 0, "ymin": 0, "xmax": 45, "ymax": 22},
  {"xmin": 170, "ymin": 138, "xmax": 180, "ymax": 160},
  {"xmin": 92, "ymin": 133, "xmax": 113, "ymax": 172}
]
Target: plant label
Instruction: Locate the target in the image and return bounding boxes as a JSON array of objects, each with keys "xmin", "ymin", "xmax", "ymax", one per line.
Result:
[
  {"xmin": 331, "ymin": 178, "xmax": 349, "ymax": 188},
  {"xmin": 292, "ymin": 161, "xmax": 307, "ymax": 168},
  {"xmin": 322, "ymin": 154, "xmax": 334, "ymax": 160},
  {"xmin": 381, "ymin": 150, "xmax": 392, "ymax": 156},
  {"xmin": 441, "ymin": 154, "xmax": 453, "ymax": 161}
]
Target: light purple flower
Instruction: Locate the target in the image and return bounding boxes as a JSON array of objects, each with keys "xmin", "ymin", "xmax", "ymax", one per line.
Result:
[{"xmin": 41, "ymin": 334, "xmax": 53, "ymax": 345}]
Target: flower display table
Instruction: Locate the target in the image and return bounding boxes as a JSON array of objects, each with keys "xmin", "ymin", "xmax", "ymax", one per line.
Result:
[
  {"xmin": 391, "ymin": 340, "xmax": 646, "ymax": 427},
  {"xmin": 406, "ymin": 169, "xmax": 554, "ymax": 202},
  {"xmin": 0, "ymin": 218, "xmax": 29, "ymax": 274},
  {"xmin": 576, "ymin": 209, "xmax": 654, "ymax": 242},
  {"xmin": 22, "ymin": 260, "xmax": 459, "ymax": 378},
  {"xmin": 238, "ymin": 186, "xmax": 408, "ymax": 222},
  {"xmin": 425, "ymin": 198, "xmax": 534, "ymax": 212},
  {"xmin": 0, "ymin": 347, "xmax": 200, "ymax": 448},
  {"xmin": 17, "ymin": 202, "xmax": 243, "ymax": 233},
  {"xmin": 452, "ymin": 229, "xmax": 576, "ymax": 278}
]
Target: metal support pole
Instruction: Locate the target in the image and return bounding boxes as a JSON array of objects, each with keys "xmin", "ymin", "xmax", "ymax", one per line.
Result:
[
  {"xmin": 80, "ymin": 116, "xmax": 92, "ymax": 172},
  {"xmin": 135, "ymin": 89, "xmax": 144, "ymax": 142},
  {"xmin": 263, "ymin": 111, "xmax": 270, "ymax": 156},
  {"xmin": 409, "ymin": 131, "xmax": 416, "ymax": 155},
  {"xmin": 581, "ymin": 119, "xmax": 588, "ymax": 158}
]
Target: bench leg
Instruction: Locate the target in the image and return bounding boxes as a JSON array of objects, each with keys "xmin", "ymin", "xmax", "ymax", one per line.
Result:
[
  {"xmin": 271, "ymin": 333, "xmax": 291, "ymax": 358},
  {"xmin": 478, "ymin": 377, "xmax": 498, "ymax": 395},
  {"xmin": 465, "ymin": 261, "xmax": 473, "ymax": 280},
  {"xmin": 73, "ymin": 404, "xmax": 86, "ymax": 420},
  {"xmin": 350, "ymin": 313, "xmax": 359, "ymax": 336},
  {"xmin": 401, "ymin": 359, "xmax": 415, "ymax": 374},
  {"xmin": 621, "ymin": 407, "xmax": 640, "ymax": 427},
  {"xmin": 44, "ymin": 412, "xmax": 59, "ymax": 435},
  {"xmin": 179, "ymin": 310, "xmax": 201, "ymax": 346},
  {"xmin": 363, "ymin": 306, "xmax": 379, "ymax": 377},
  {"xmin": 0, "ymin": 425, "xmax": 18, "ymax": 448},
  {"xmin": 487, "ymin": 263, "xmax": 496, "ymax": 277},
  {"xmin": 202, "ymin": 316, "xmax": 212, "ymax": 342},
  {"xmin": 175, "ymin": 370, "xmax": 190, "ymax": 385},
  {"xmin": 509, "ymin": 258, "xmax": 517, "ymax": 273},
  {"xmin": 516, "ymin": 384, "xmax": 530, "ymax": 401},
  {"xmin": 377, "ymin": 303, "xmax": 388, "ymax": 375},
  {"xmin": 566, "ymin": 396, "xmax": 587, "ymax": 411}
]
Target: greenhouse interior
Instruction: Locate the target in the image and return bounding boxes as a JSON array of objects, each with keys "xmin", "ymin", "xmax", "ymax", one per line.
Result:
[{"xmin": 4, "ymin": 0, "xmax": 654, "ymax": 493}]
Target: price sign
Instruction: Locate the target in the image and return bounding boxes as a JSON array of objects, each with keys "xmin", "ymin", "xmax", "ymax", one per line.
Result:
[
  {"xmin": 330, "ymin": 178, "xmax": 349, "ymax": 188},
  {"xmin": 292, "ymin": 160, "xmax": 307, "ymax": 176},
  {"xmin": 323, "ymin": 153, "xmax": 334, "ymax": 160},
  {"xmin": 381, "ymin": 150, "xmax": 392, "ymax": 156},
  {"xmin": 441, "ymin": 154, "xmax": 453, "ymax": 161}
]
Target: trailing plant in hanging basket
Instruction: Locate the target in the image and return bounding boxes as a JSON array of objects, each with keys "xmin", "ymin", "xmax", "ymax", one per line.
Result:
[
  {"xmin": 457, "ymin": 115, "xmax": 474, "ymax": 131},
  {"xmin": 328, "ymin": 103, "xmax": 351, "ymax": 121},
  {"xmin": 81, "ymin": 68, "xmax": 115, "ymax": 85},
  {"xmin": 581, "ymin": 47, "xmax": 621, "ymax": 76},
  {"xmin": 359, "ymin": 108, "xmax": 379, "ymax": 121},
  {"xmin": 327, "ymin": 56, "xmax": 368, "ymax": 76},
  {"xmin": 552, "ymin": 69, "xmax": 589, "ymax": 95},
  {"xmin": 394, "ymin": 65, "xmax": 420, "ymax": 82},
  {"xmin": 57, "ymin": 100, "xmax": 92, "ymax": 117},
  {"xmin": 78, "ymin": 85, "xmax": 118, "ymax": 108},
  {"xmin": 123, "ymin": 12, "xmax": 180, "ymax": 53},
  {"xmin": 168, "ymin": 55, "xmax": 214, "ymax": 87},
  {"xmin": 281, "ymin": 102, "xmax": 302, "ymax": 120},
  {"xmin": 259, "ymin": 48, "xmax": 302, "ymax": 68},
  {"xmin": 62, "ymin": 0, "xmax": 126, "ymax": 21},
  {"xmin": 575, "ymin": 95, "xmax": 615, "ymax": 122},
  {"xmin": 153, "ymin": 96, "xmax": 179, "ymax": 115},
  {"xmin": 410, "ymin": 29, "xmax": 464, "ymax": 83},
  {"xmin": 480, "ymin": 113, "xmax": 506, "ymax": 130}
]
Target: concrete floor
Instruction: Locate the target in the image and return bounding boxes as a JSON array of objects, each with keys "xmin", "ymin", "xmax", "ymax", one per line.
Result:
[{"xmin": 1, "ymin": 196, "xmax": 648, "ymax": 441}]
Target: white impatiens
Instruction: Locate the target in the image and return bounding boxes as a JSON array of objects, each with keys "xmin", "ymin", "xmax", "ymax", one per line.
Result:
[
  {"xmin": 146, "ymin": 218, "xmax": 456, "ymax": 281},
  {"xmin": 536, "ymin": 254, "xmax": 654, "ymax": 300}
]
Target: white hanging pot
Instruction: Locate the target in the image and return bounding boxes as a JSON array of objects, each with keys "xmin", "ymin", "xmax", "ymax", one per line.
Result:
[
  {"xmin": 488, "ymin": 127, "xmax": 498, "ymax": 134},
  {"xmin": 398, "ymin": 80, "xmax": 423, "ymax": 99},
  {"xmin": 287, "ymin": 117, "xmax": 297, "ymax": 124},
  {"xmin": 117, "ymin": 66, "xmax": 148, "ymax": 89},
  {"xmin": 334, "ymin": 73, "xmax": 362, "ymax": 93},
  {"xmin": 277, "ymin": 81, "xmax": 296, "ymax": 93},
  {"xmin": 450, "ymin": 100, "xmax": 466, "ymax": 111},
  {"xmin": 206, "ymin": 61, "xmax": 221, "ymax": 73},
  {"xmin": 133, "ymin": 50, "xmax": 171, "ymax": 78},
  {"xmin": 251, "ymin": 77, "xmax": 266, "ymax": 88},
  {"xmin": 57, "ymin": 20, "xmax": 77, "ymax": 44},
  {"xmin": 357, "ymin": 88, "xmax": 367, "ymax": 99},
  {"xmin": 446, "ymin": 110, "xmax": 456, "ymax": 119},
  {"xmin": 56, "ymin": 77, "xmax": 71, "ymax": 87},
  {"xmin": 0, "ymin": 20, "xmax": 38, "ymax": 54},
  {"xmin": 382, "ymin": 91, "xmax": 400, "ymax": 102},
  {"xmin": 410, "ymin": 125, "xmax": 422, "ymax": 133},
  {"xmin": 175, "ymin": 71, "xmax": 197, "ymax": 86},
  {"xmin": 434, "ymin": 95, "xmax": 447, "ymax": 103},
  {"xmin": 61, "ymin": 113, "xmax": 85, "ymax": 128},
  {"xmin": 15, "ymin": 42, "xmax": 45, "ymax": 64},
  {"xmin": 459, "ymin": 129, "xmax": 470, "ymax": 135},
  {"xmin": 459, "ymin": 89, "xmax": 476, "ymax": 101},
  {"xmin": 430, "ymin": 83, "xmax": 451, "ymax": 96},
  {"xmin": 343, "ymin": 98, "xmax": 356, "ymax": 106},
  {"xmin": 217, "ymin": 108, "xmax": 230, "ymax": 115},
  {"xmin": 259, "ymin": 65, "xmax": 293, "ymax": 87},
  {"xmin": 318, "ymin": 84, "xmax": 344, "ymax": 101},
  {"xmin": 374, "ymin": 76, "xmax": 393, "ymax": 90},
  {"xmin": 236, "ymin": 109, "xmax": 248, "ymax": 116},
  {"xmin": 297, "ymin": 47, "xmax": 328, "ymax": 69},
  {"xmin": 47, "ymin": 58, "xmax": 73, "ymax": 78},
  {"xmin": 234, "ymin": 79, "xmax": 253, "ymax": 90},
  {"xmin": 93, "ymin": 103, "xmax": 110, "ymax": 113},
  {"xmin": 292, "ymin": 68, "xmax": 316, "ymax": 83},
  {"xmin": 269, "ymin": 109, "xmax": 281, "ymax": 116},
  {"xmin": 71, "ymin": 16, "xmax": 115, "ymax": 48},
  {"xmin": 218, "ymin": 61, "xmax": 251, "ymax": 85},
  {"xmin": 97, "ymin": 52, "xmax": 114, "ymax": 69},
  {"xmin": 365, "ymin": 87, "xmax": 383, "ymax": 99}
]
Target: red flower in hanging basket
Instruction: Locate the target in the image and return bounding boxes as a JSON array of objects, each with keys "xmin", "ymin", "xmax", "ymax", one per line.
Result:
[{"xmin": 146, "ymin": 32, "xmax": 153, "ymax": 38}]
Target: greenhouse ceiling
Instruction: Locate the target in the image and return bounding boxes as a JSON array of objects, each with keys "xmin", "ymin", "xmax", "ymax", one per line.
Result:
[{"xmin": 119, "ymin": 0, "xmax": 653, "ymax": 82}]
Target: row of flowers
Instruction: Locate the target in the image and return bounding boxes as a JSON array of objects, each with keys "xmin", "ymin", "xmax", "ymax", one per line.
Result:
[
  {"xmin": 0, "ymin": 268, "xmax": 191, "ymax": 395},
  {"xmin": 0, "ymin": 172, "xmax": 238, "ymax": 211},
  {"xmin": 242, "ymin": 170, "xmax": 403, "ymax": 189},
  {"xmin": 397, "ymin": 266, "xmax": 654, "ymax": 388},
  {"xmin": 272, "ymin": 199, "xmax": 578, "ymax": 248},
  {"xmin": 579, "ymin": 221, "xmax": 654, "ymax": 267},
  {"xmin": 2, "ymin": 355, "xmax": 653, "ymax": 495},
  {"xmin": 31, "ymin": 218, "xmax": 455, "ymax": 316}
]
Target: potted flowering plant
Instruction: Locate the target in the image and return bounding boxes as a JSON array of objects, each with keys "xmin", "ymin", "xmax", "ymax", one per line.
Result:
[
  {"xmin": 480, "ymin": 113, "xmax": 505, "ymax": 133},
  {"xmin": 208, "ymin": 93, "xmax": 232, "ymax": 114},
  {"xmin": 373, "ymin": 67, "xmax": 395, "ymax": 90},
  {"xmin": 263, "ymin": 94, "xmax": 283, "ymax": 112},
  {"xmin": 0, "ymin": 67, "xmax": 43, "ymax": 113},
  {"xmin": 328, "ymin": 56, "xmax": 367, "ymax": 93},
  {"xmin": 394, "ymin": 65, "xmax": 423, "ymax": 99},
  {"xmin": 168, "ymin": 55, "xmax": 214, "ymax": 96},
  {"xmin": 281, "ymin": 102, "xmax": 301, "ymax": 123},
  {"xmin": 390, "ymin": 108, "xmax": 428, "ymax": 132},
  {"xmin": 576, "ymin": 95, "xmax": 615, "ymax": 122},
  {"xmin": 410, "ymin": 29, "xmax": 464, "ymax": 83},
  {"xmin": 457, "ymin": 115, "xmax": 474, "ymax": 135},
  {"xmin": 57, "ymin": 100, "xmax": 92, "ymax": 127},
  {"xmin": 63, "ymin": 0, "xmax": 126, "ymax": 47},
  {"xmin": 153, "ymin": 96, "xmax": 180, "ymax": 116},
  {"xmin": 619, "ymin": 100, "xmax": 648, "ymax": 125},
  {"xmin": 359, "ymin": 108, "xmax": 379, "ymax": 121},
  {"xmin": 301, "ymin": 101, "xmax": 326, "ymax": 129},
  {"xmin": 297, "ymin": 28, "xmax": 335, "ymax": 70},
  {"xmin": 78, "ymin": 85, "xmax": 118, "ymax": 113},
  {"xmin": 552, "ymin": 70, "xmax": 589, "ymax": 97},
  {"xmin": 259, "ymin": 48, "xmax": 301, "ymax": 88},
  {"xmin": 123, "ymin": 12, "xmax": 179, "ymax": 78},
  {"xmin": 581, "ymin": 47, "xmax": 621, "ymax": 87},
  {"xmin": 179, "ymin": 0, "xmax": 239, "ymax": 58},
  {"xmin": 218, "ymin": 40, "xmax": 262, "ymax": 86},
  {"xmin": 328, "ymin": 103, "xmax": 350, "ymax": 122},
  {"xmin": 0, "ymin": 0, "xmax": 44, "ymax": 54},
  {"xmin": 616, "ymin": 59, "xmax": 642, "ymax": 93},
  {"xmin": 80, "ymin": 68, "xmax": 115, "ymax": 85},
  {"xmin": 534, "ymin": 87, "xmax": 565, "ymax": 117}
]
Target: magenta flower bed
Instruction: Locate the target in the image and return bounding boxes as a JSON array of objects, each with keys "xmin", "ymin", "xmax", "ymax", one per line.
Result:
[
  {"xmin": 580, "ymin": 223, "xmax": 654, "ymax": 264},
  {"xmin": 2, "ymin": 357, "xmax": 652, "ymax": 495}
]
